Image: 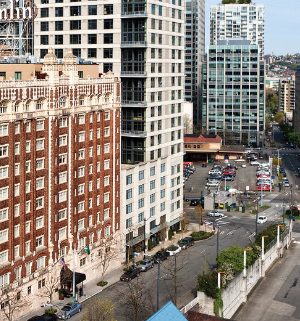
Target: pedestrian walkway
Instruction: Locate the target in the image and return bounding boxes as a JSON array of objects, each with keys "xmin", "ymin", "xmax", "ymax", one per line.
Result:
[{"xmin": 234, "ymin": 231, "xmax": 300, "ymax": 321}]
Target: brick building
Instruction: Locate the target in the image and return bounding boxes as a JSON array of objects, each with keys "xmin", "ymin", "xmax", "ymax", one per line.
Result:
[{"xmin": 0, "ymin": 49, "xmax": 120, "ymax": 295}]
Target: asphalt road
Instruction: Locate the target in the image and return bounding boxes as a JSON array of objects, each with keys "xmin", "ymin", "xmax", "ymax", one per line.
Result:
[{"xmin": 69, "ymin": 211, "xmax": 281, "ymax": 321}]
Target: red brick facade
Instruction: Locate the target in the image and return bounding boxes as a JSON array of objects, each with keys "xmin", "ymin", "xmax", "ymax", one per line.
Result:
[{"xmin": 0, "ymin": 58, "xmax": 120, "ymax": 286}]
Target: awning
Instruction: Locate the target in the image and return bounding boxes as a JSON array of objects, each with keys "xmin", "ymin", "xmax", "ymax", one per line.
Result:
[{"xmin": 60, "ymin": 266, "xmax": 86, "ymax": 287}]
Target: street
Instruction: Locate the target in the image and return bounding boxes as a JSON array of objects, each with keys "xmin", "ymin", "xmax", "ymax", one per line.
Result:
[{"xmin": 69, "ymin": 208, "xmax": 284, "ymax": 321}]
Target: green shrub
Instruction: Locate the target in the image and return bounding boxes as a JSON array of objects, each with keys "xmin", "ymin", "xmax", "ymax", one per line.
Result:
[
  {"xmin": 197, "ymin": 271, "xmax": 218, "ymax": 298},
  {"xmin": 45, "ymin": 307, "xmax": 57, "ymax": 315},
  {"xmin": 97, "ymin": 280, "xmax": 108, "ymax": 287},
  {"xmin": 191, "ymin": 231, "xmax": 213, "ymax": 241}
]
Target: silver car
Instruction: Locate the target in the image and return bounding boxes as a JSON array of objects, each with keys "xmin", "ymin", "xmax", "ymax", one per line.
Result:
[{"xmin": 207, "ymin": 210, "xmax": 224, "ymax": 218}]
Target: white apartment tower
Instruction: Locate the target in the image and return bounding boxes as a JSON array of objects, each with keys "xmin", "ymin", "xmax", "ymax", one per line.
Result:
[
  {"xmin": 184, "ymin": 0, "xmax": 205, "ymax": 126},
  {"xmin": 210, "ymin": 2, "xmax": 264, "ymax": 59},
  {"xmin": 34, "ymin": 0, "xmax": 185, "ymax": 259}
]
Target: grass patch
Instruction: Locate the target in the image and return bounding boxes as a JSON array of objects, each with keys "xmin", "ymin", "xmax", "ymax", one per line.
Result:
[
  {"xmin": 191, "ymin": 231, "xmax": 214, "ymax": 241},
  {"xmin": 97, "ymin": 280, "xmax": 108, "ymax": 287},
  {"xmin": 258, "ymin": 204, "xmax": 271, "ymax": 212}
]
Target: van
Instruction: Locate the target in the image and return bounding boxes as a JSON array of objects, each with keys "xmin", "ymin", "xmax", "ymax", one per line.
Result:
[{"xmin": 257, "ymin": 216, "xmax": 267, "ymax": 224}]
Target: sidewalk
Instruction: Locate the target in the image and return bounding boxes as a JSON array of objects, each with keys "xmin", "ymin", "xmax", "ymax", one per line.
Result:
[{"xmin": 20, "ymin": 225, "xmax": 211, "ymax": 321}]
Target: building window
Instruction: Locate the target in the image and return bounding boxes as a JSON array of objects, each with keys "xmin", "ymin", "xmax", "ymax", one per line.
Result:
[
  {"xmin": 104, "ymin": 19, "xmax": 113, "ymax": 29},
  {"xmin": 14, "ymin": 225, "xmax": 20, "ymax": 238},
  {"xmin": 58, "ymin": 227, "xmax": 67, "ymax": 241},
  {"xmin": 126, "ymin": 204, "xmax": 132, "ymax": 214},
  {"xmin": 40, "ymin": 21, "xmax": 49, "ymax": 31},
  {"xmin": 104, "ymin": 208, "xmax": 109, "ymax": 220},
  {"xmin": 58, "ymin": 190, "xmax": 67, "ymax": 203},
  {"xmin": 104, "ymin": 4, "xmax": 113, "ymax": 14},
  {"xmin": 58, "ymin": 209, "xmax": 67, "ymax": 221},
  {"xmin": 59, "ymin": 135, "xmax": 67, "ymax": 146},
  {"xmin": 126, "ymin": 218, "xmax": 132, "ymax": 229},
  {"xmin": 103, "ymin": 33, "xmax": 113, "ymax": 44},
  {"xmin": 138, "ymin": 212, "xmax": 144, "ymax": 223},
  {"xmin": 78, "ymin": 218, "xmax": 85, "ymax": 231},
  {"xmin": 0, "ymin": 208, "xmax": 8, "ymax": 222},
  {"xmin": 126, "ymin": 189, "xmax": 132, "ymax": 200},
  {"xmin": 138, "ymin": 184, "xmax": 144, "ymax": 195},
  {"xmin": 36, "ymin": 139, "xmax": 44, "ymax": 150},
  {"xmin": 88, "ymin": 19, "xmax": 97, "ymax": 29},
  {"xmin": 36, "ymin": 177, "xmax": 44, "ymax": 190},
  {"xmin": 88, "ymin": 34, "xmax": 97, "ymax": 44},
  {"xmin": 37, "ymin": 256, "xmax": 45, "ymax": 269},
  {"xmin": 36, "ymin": 197, "xmax": 44, "ymax": 209},
  {"xmin": 70, "ymin": 6, "xmax": 81, "ymax": 16},
  {"xmin": 36, "ymin": 216, "xmax": 44, "ymax": 229},
  {"xmin": 103, "ymin": 63, "xmax": 113, "ymax": 73},
  {"xmin": 25, "ymin": 221, "xmax": 30, "ymax": 234},
  {"xmin": 88, "ymin": 48, "xmax": 97, "ymax": 58},
  {"xmin": 36, "ymin": 236, "xmax": 44, "ymax": 248},
  {"xmin": 40, "ymin": 8, "xmax": 49, "ymax": 17},
  {"xmin": 58, "ymin": 154, "xmax": 67, "ymax": 165},
  {"xmin": 0, "ymin": 229, "xmax": 8, "ymax": 243},
  {"xmin": 150, "ymin": 166, "xmax": 155, "ymax": 176},
  {"xmin": 38, "ymin": 278, "xmax": 46, "ymax": 289},
  {"xmin": 126, "ymin": 174, "xmax": 132, "ymax": 185},
  {"xmin": 0, "ymin": 187, "xmax": 8, "ymax": 200},
  {"xmin": 55, "ymin": 7, "xmax": 63, "ymax": 17},
  {"xmin": 88, "ymin": 5, "xmax": 97, "ymax": 15},
  {"xmin": 55, "ymin": 21, "xmax": 63, "ymax": 31},
  {"xmin": 0, "ymin": 166, "xmax": 8, "ymax": 179},
  {"xmin": 55, "ymin": 35, "xmax": 64, "ymax": 45},
  {"xmin": 138, "ymin": 198, "xmax": 144, "ymax": 209},
  {"xmin": 0, "ymin": 145, "xmax": 8, "ymax": 157},
  {"xmin": 70, "ymin": 34, "xmax": 81, "ymax": 44},
  {"xmin": 104, "ymin": 192, "xmax": 109, "ymax": 203}
]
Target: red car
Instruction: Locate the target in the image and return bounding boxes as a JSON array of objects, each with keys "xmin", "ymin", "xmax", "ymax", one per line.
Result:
[
  {"xmin": 223, "ymin": 170, "xmax": 236, "ymax": 176},
  {"xmin": 257, "ymin": 184, "xmax": 271, "ymax": 191}
]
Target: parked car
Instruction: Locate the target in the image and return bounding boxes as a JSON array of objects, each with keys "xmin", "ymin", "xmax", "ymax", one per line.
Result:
[
  {"xmin": 222, "ymin": 175, "xmax": 234, "ymax": 181},
  {"xmin": 190, "ymin": 200, "xmax": 200, "ymax": 206},
  {"xmin": 206, "ymin": 181, "xmax": 220, "ymax": 187},
  {"xmin": 137, "ymin": 258, "xmax": 154, "ymax": 271},
  {"xmin": 57, "ymin": 302, "xmax": 82, "ymax": 320},
  {"xmin": 208, "ymin": 169, "xmax": 222, "ymax": 175},
  {"xmin": 241, "ymin": 164, "xmax": 247, "ymax": 168},
  {"xmin": 257, "ymin": 215, "xmax": 268, "ymax": 224},
  {"xmin": 166, "ymin": 245, "xmax": 181, "ymax": 256},
  {"xmin": 251, "ymin": 161, "xmax": 261, "ymax": 166},
  {"xmin": 153, "ymin": 250, "xmax": 168, "ymax": 263},
  {"xmin": 120, "ymin": 267, "xmax": 141, "ymax": 281},
  {"xmin": 207, "ymin": 210, "xmax": 224, "ymax": 218},
  {"xmin": 257, "ymin": 184, "xmax": 271, "ymax": 191},
  {"xmin": 178, "ymin": 236, "xmax": 194, "ymax": 249}
]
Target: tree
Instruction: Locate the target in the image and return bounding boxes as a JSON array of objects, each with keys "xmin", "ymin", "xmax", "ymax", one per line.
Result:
[
  {"xmin": 97, "ymin": 235, "xmax": 122, "ymax": 283},
  {"xmin": 266, "ymin": 90, "xmax": 278, "ymax": 115},
  {"xmin": 39, "ymin": 267, "xmax": 61, "ymax": 304},
  {"xmin": 81, "ymin": 298, "xmax": 116, "ymax": 321},
  {"xmin": 121, "ymin": 276, "xmax": 155, "ymax": 321},
  {"xmin": 195, "ymin": 205, "xmax": 204, "ymax": 229},
  {"xmin": 0, "ymin": 286, "xmax": 29, "ymax": 321},
  {"xmin": 274, "ymin": 111, "xmax": 285, "ymax": 124},
  {"xmin": 183, "ymin": 114, "xmax": 193, "ymax": 134}
]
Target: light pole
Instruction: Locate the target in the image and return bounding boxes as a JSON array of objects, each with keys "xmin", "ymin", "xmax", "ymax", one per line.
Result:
[
  {"xmin": 282, "ymin": 203, "xmax": 286, "ymax": 224},
  {"xmin": 255, "ymin": 197, "xmax": 259, "ymax": 237},
  {"xmin": 216, "ymin": 223, "xmax": 220, "ymax": 268}
]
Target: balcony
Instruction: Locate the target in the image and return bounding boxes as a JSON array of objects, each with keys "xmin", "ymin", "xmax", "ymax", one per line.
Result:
[
  {"xmin": 122, "ymin": 129, "xmax": 147, "ymax": 138},
  {"xmin": 122, "ymin": 100, "xmax": 147, "ymax": 107},
  {"xmin": 121, "ymin": 41, "xmax": 147, "ymax": 48},
  {"xmin": 121, "ymin": 11, "xmax": 148, "ymax": 18},
  {"xmin": 121, "ymin": 70, "xmax": 147, "ymax": 77}
]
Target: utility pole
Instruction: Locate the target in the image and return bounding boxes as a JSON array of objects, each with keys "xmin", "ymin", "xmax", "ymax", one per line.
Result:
[
  {"xmin": 255, "ymin": 198, "xmax": 259, "ymax": 237},
  {"xmin": 216, "ymin": 224, "xmax": 220, "ymax": 268}
]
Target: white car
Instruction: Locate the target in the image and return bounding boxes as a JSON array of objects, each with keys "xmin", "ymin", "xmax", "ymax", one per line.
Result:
[
  {"xmin": 166, "ymin": 245, "xmax": 181, "ymax": 256},
  {"xmin": 251, "ymin": 161, "xmax": 261, "ymax": 166},
  {"xmin": 208, "ymin": 210, "xmax": 224, "ymax": 218},
  {"xmin": 206, "ymin": 180, "xmax": 220, "ymax": 187},
  {"xmin": 283, "ymin": 180, "xmax": 290, "ymax": 187},
  {"xmin": 241, "ymin": 164, "xmax": 246, "ymax": 168},
  {"xmin": 209, "ymin": 170, "xmax": 222, "ymax": 175},
  {"xmin": 257, "ymin": 215, "xmax": 267, "ymax": 224}
]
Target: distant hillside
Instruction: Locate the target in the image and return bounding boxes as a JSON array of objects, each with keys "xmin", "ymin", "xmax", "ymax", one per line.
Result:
[{"xmin": 222, "ymin": 0, "xmax": 251, "ymax": 4}]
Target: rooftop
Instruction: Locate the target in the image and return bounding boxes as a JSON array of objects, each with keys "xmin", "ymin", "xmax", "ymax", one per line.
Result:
[
  {"xmin": 147, "ymin": 302, "xmax": 187, "ymax": 321},
  {"xmin": 184, "ymin": 134, "xmax": 222, "ymax": 144}
]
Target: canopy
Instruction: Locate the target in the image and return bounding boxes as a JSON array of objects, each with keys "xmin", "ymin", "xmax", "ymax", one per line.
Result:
[{"xmin": 60, "ymin": 266, "xmax": 86, "ymax": 287}]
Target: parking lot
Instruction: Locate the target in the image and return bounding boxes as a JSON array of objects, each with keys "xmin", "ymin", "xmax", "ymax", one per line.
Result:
[{"xmin": 183, "ymin": 161, "xmax": 257, "ymax": 199}]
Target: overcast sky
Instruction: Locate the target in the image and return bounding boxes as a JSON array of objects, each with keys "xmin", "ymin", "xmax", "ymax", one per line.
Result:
[{"xmin": 205, "ymin": 0, "xmax": 300, "ymax": 55}]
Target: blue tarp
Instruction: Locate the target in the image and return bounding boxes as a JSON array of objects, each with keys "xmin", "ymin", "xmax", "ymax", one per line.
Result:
[{"xmin": 146, "ymin": 301, "xmax": 187, "ymax": 321}]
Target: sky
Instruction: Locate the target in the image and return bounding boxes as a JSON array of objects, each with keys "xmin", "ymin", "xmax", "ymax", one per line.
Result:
[{"xmin": 205, "ymin": 0, "xmax": 300, "ymax": 55}]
